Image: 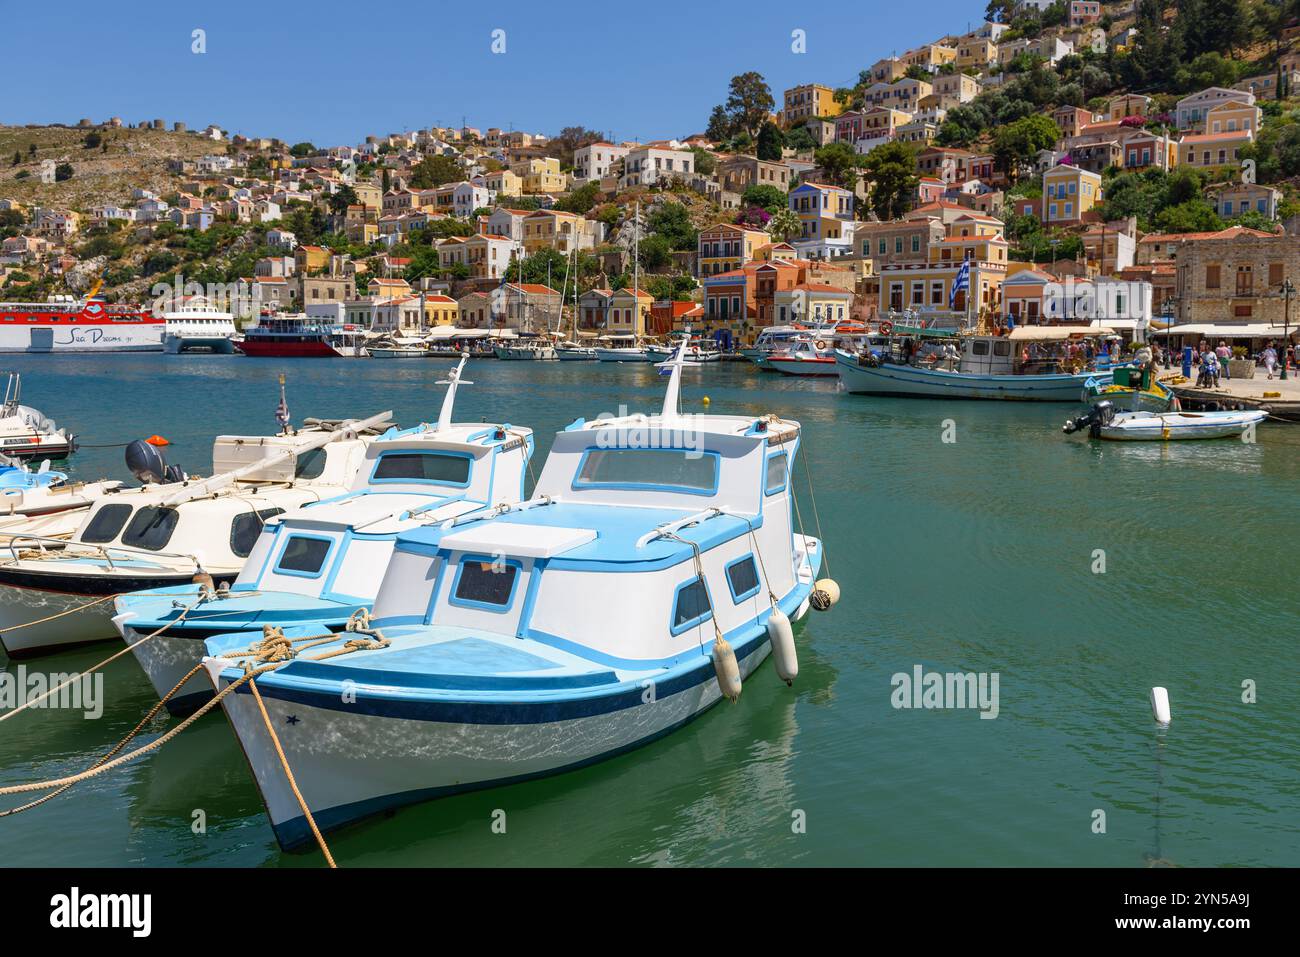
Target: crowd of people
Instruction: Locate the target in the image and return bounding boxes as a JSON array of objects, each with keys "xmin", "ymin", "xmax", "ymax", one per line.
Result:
[{"xmin": 1179, "ymin": 338, "xmax": 1295, "ymax": 387}]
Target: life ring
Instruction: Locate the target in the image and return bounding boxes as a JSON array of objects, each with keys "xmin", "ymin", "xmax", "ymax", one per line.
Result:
[
  {"xmin": 814, "ymin": 339, "xmax": 828, "ymax": 351},
  {"xmin": 879, "ymin": 320, "xmax": 893, "ymax": 336}
]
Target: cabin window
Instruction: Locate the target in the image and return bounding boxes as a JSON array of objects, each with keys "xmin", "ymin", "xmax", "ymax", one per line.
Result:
[
  {"xmin": 993, "ymin": 340, "xmax": 1011, "ymax": 357},
  {"xmin": 972, "ymin": 341, "xmax": 990, "ymax": 356},
  {"xmin": 371, "ymin": 451, "xmax": 472, "ymax": 486},
  {"xmin": 81, "ymin": 503, "xmax": 133, "ymax": 544},
  {"xmin": 575, "ymin": 448, "xmax": 719, "ymax": 495},
  {"xmin": 294, "ymin": 448, "xmax": 327, "ymax": 480},
  {"xmin": 276, "ymin": 535, "xmax": 333, "ymax": 576},
  {"xmin": 121, "ymin": 506, "xmax": 180, "ymax": 551},
  {"xmin": 671, "ymin": 577, "xmax": 713, "ymax": 634},
  {"xmin": 765, "ymin": 452, "xmax": 788, "ymax": 495},
  {"xmin": 451, "ymin": 556, "xmax": 520, "ymax": 610},
  {"xmin": 229, "ymin": 508, "xmax": 284, "ymax": 559},
  {"xmin": 726, "ymin": 555, "xmax": 761, "ymax": 603}
]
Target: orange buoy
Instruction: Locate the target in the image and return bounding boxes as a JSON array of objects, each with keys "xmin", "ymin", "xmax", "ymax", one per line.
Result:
[{"xmin": 145, "ymin": 435, "xmax": 170, "ymax": 447}]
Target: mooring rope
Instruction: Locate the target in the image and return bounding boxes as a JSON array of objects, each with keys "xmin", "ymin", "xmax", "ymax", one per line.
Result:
[
  {"xmin": 0, "ymin": 592, "xmax": 123, "ymax": 633},
  {"xmin": 0, "ymin": 600, "xmax": 198, "ymax": 724}
]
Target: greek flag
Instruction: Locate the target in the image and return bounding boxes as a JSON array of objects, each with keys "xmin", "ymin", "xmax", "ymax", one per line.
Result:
[{"xmin": 950, "ymin": 259, "xmax": 970, "ymax": 309}]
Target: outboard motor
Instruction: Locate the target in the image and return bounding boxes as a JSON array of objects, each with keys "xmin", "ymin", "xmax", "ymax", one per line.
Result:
[
  {"xmin": 1062, "ymin": 400, "xmax": 1115, "ymax": 437},
  {"xmin": 125, "ymin": 439, "xmax": 184, "ymax": 484}
]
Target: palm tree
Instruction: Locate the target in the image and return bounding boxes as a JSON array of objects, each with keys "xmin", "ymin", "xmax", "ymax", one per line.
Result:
[{"xmin": 767, "ymin": 208, "xmax": 801, "ymax": 243}]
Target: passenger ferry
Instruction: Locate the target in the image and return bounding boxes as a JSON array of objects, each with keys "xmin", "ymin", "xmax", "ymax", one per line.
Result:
[
  {"xmin": 0, "ymin": 297, "xmax": 164, "ymax": 353},
  {"xmin": 236, "ymin": 314, "xmax": 337, "ymax": 357},
  {"xmin": 160, "ymin": 296, "xmax": 238, "ymax": 354}
]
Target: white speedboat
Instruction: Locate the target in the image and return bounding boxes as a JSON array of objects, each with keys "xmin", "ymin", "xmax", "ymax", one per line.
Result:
[
  {"xmin": 115, "ymin": 358, "xmax": 534, "ymax": 714},
  {"xmin": 0, "ymin": 373, "xmax": 75, "ymax": 458},
  {"xmin": 555, "ymin": 341, "xmax": 598, "ymax": 360},
  {"xmin": 201, "ymin": 345, "xmax": 837, "ymax": 850},
  {"xmin": 161, "ymin": 296, "xmax": 238, "ymax": 354},
  {"xmin": 1063, "ymin": 402, "xmax": 1269, "ymax": 441},
  {"xmin": 494, "ymin": 337, "xmax": 557, "ymax": 360},
  {"xmin": 0, "ymin": 412, "xmax": 391, "ymax": 658},
  {"xmin": 367, "ymin": 337, "xmax": 429, "ymax": 359},
  {"xmin": 594, "ymin": 334, "xmax": 654, "ymax": 362},
  {"xmin": 646, "ymin": 336, "xmax": 722, "ymax": 364}
]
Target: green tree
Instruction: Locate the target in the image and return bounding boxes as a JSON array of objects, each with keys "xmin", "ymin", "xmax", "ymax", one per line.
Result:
[
  {"xmin": 862, "ymin": 141, "xmax": 919, "ymax": 220},
  {"xmin": 10, "ymin": 151, "xmax": 18, "ymax": 166},
  {"xmin": 638, "ymin": 233, "xmax": 673, "ymax": 271},
  {"xmin": 289, "ymin": 142, "xmax": 316, "ymax": 157},
  {"xmin": 705, "ymin": 105, "xmax": 734, "ymax": 143},
  {"xmin": 813, "ymin": 142, "xmax": 864, "ymax": 191},
  {"xmin": 741, "ymin": 184, "xmax": 788, "ymax": 214},
  {"xmin": 82, "ymin": 132, "xmax": 102, "ymax": 150},
  {"xmin": 756, "ymin": 121, "xmax": 785, "ymax": 161},
  {"xmin": 1154, "ymin": 199, "xmax": 1222, "ymax": 233},
  {"xmin": 408, "ymin": 155, "xmax": 462, "ymax": 189},
  {"xmin": 328, "ymin": 184, "xmax": 359, "ymax": 215},
  {"xmin": 784, "ymin": 126, "xmax": 817, "ymax": 152},
  {"xmin": 554, "ymin": 182, "xmax": 600, "ymax": 214},
  {"xmin": 646, "ymin": 202, "xmax": 697, "ymax": 250},
  {"xmin": 992, "ymin": 114, "xmax": 1060, "ymax": 180},
  {"xmin": 54, "ymin": 163, "xmax": 73, "ymax": 182},
  {"xmin": 723, "ymin": 71, "xmax": 775, "ymax": 141},
  {"xmin": 767, "ymin": 208, "xmax": 802, "ymax": 242},
  {"xmin": 690, "ymin": 147, "xmax": 717, "ymax": 176}
]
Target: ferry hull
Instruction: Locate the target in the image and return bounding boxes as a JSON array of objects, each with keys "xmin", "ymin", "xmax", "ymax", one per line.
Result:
[
  {"xmin": 835, "ymin": 351, "xmax": 1111, "ymax": 401},
  {"xmin": 207, "ymin": 629, "xmax": 777, "ymax": 851},
  {"xmin": 164, "ymin": 334, "xmax": 237, "ymax": 355},
  {"xmin": 235, "ymin": 340, "xmax": 338, "ymax": 358},
  {"xmin": 0, "ymin": 324, "xmax": 164, "ymax": 353}
]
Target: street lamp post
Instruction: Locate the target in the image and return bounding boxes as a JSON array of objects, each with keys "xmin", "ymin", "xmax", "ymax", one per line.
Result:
[
  {"xmin": 1162, "ymin": 296, "xmax": 1175, "ymax": 369},
  {"xmin": 1280, "ymin": 279, "xmax": 1295, "ymax": 381}
]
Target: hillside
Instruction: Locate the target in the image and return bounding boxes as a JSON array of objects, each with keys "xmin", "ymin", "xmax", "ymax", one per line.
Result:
[{"xmin": 0, "ymin": 125, "xmax": 217, "ymax": 209}]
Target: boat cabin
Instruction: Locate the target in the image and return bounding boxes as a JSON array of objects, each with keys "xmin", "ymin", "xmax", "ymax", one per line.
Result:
[
  {"xmin": 232, "ymin": 421, "xmax": 533, "ymax": 604},
  {"xmin": 367, "ymin": 408, "xmax": 814, "ymax": 667}
]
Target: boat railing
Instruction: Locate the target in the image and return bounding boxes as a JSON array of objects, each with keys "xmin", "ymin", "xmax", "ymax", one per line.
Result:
[
  {"xmin": 0, "ymin": 531, "xmax": 202, "ymax": 571},
  {"xmin": 428, "ymin": 495, "xmax": 556, "ymax": 529},
  {"xmin": 636, "ymin": 506, "xmax": 728, "ymax": 549}
]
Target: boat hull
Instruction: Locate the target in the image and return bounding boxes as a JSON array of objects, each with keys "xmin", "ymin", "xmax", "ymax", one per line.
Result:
[
  {"xmin": 0, "ymin": 323, "xmax": 164, "ymax": 353},
  {"xmin": 1097, "ymin": 410, "xmax": 1268, "ymax": 441},
  {"xmin": 208, "ymin": 628, "xmax": 777, "ymax": 850},
  {"xmin": 768, "ymin": 357, "xmax": 837, "ymax": 377},
  {"xmin": 0, "ymin": 567, "xmax": 234, "ymax": 657},
  {"xmin": 836, "ymin": 351, "xmax": 1111, "ymax": 401},
  {"xmin": 235, "ymin": 339, "xmax": 338, "ymax": 358},
  {"xmin": 164, "ymin": 334, "xmax": 237, "ymax": 355}
]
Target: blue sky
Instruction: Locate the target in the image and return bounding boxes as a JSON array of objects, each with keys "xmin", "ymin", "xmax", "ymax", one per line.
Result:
[{"xmin": 5, "ymin": 0, "xmax": 981, "ymax": 146}]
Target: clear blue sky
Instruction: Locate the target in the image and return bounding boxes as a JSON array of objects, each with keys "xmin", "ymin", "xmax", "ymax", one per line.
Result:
[{"xmin": 5, "ymin": 0, "xmax": 982, "ymax": 146}]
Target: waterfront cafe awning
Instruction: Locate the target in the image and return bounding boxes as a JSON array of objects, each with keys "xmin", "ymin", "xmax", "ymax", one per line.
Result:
[
  {"xmin": 435, "ymin": 328, "xmax": 517, "ymax": 339},
  {"xmin": 1164, "ymin": 323, "xmax": 1293, "ymax": 339},
  {"xmin": 1008, "ymin": 325, "xmax": 1115, "ymax": 340}
]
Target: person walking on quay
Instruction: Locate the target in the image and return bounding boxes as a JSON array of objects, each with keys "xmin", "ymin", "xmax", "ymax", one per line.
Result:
[
  {"xmin": 1215, "ymin": 340, "xmax": 1231, "ymax": 380},
  {"xmin": 1263, "ymin": 340, "xmax": 1279, "ymax": 379}
]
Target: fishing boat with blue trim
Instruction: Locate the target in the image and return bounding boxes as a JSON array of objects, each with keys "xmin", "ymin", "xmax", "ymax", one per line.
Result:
[
  {"xmin": 113, "ymin": 359, "xmax": 534, "ymax": 715},
  {"xmin": 200, "ymin": 345, "xmax": 839, "ymax": 850},
  {"xmin": 0, "ymin": 413, "xmax": 390, "ymax": 658},
  {"xmin": 836, "ymin": 326, "xmax": 1126, "ymax": 401}
]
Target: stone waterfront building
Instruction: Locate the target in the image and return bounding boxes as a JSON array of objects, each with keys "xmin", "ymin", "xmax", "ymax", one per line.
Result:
[{"xmin": 1173, "ymin": 228, "xmax": 1299, "ymax": 328}]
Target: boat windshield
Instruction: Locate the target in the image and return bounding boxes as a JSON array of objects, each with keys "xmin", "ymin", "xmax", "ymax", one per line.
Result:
[
  {"xmin": 575, "ymin": 448, "xmax": 718, "ymax": 494},
  {"xmin": 121, "ymin": 506, "xmax": 180, "ymax": 551}
]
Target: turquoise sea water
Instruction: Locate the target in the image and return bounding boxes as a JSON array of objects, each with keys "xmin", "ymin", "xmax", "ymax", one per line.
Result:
[{"xmin": 0, "ymin": 353, "xmax": 1297, "ymax": 867}]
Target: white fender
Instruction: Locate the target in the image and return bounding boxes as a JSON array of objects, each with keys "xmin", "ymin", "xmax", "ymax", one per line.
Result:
[
  {"xmin": 712, "ymin": 635, "xmax": 742, "ymax": 702},
  {"xmin": 1150, "ymin": 687, "xmax": 1171, "ymax": 726},
  {"xmin": 767, "ymin": 608, "xmax": 797, "ymax": 685}
]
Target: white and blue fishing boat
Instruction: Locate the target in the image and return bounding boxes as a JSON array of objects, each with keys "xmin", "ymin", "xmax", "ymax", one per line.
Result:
[
  {"xmin": 200, "ymin": 346, "xmax": 838, "ymax": 850},
  {"xmin": 1063, "ymin": 401, "xmax": 1268, "ymax": 441},
  {"xmin": 836, "ymin": 329, "xmax": 1121, "ymax": 401},
  {"xmin": 113, "ymin": 359, "xmax": 534, "ymax": 715}
]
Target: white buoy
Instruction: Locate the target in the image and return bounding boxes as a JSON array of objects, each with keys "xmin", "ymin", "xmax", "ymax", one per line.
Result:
[
  {"xmin": 1150, "ymin": 687, "xmax": 1171, "ymax": 726},
  {"xmin": 712, "ymin": 635, "xmax": 742, "ymax": 702},
  {"xmin": 811, "ymin": 578, "xmax": 840, "ymax": 611},
  {"xmin": 767, "ymin": 608, "xmax": 797, "ymax": 685}
]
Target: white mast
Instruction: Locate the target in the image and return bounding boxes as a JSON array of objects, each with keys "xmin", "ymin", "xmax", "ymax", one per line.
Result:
[
  {"xmin": 660, "ymin": 340, "xmax": 687, "ymax": 420},
  {"xmin": 435, "ymin": 355, "xmax": 471, "ymax": 432}
]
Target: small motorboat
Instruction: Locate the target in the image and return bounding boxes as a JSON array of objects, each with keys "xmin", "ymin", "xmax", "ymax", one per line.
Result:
[
  {"xmin": 0, "ymin": 373, "xmax": 75, "ymax": 458},
  {"xmin": 367, "ymin": 336, "xmax": 430, "ymax": 359},
  {"xmin": 555, "ymin": 341, "xmax": 598, "ymax": 360},
  {"xmin": 0, "ymin": 453, "xmax": 122, "ymax": 525},
  {"xmin": 768, "ymin": 339, "xmax": 838, "ymax": 377},
  {"xmin": 0, "ymin": 412, "xmax": 392, "ymax": 658},
  {"xmin": 1081, "ymin": 366, "xmax": 1175, "ymax": 413},
  {"xmin": 113, "ymin": 358, "xmax": 534, "ymax": 715},
  {"xmin": 1063, "ymin": 401, "xmax": 1269, "ymax": 441},
  {"xmin": 201, "ymin": 344, "xmax": 837, "ymax": 850}
]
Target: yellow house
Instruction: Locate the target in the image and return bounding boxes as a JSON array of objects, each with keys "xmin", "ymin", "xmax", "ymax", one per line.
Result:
[
  {"xmin": 781, "ymin": 84, "xmax": 843, "ymax": 126},
  {"xmin": 955, "ymin": 37, "xmax": 997, "ymax": 71},
  {"xmin": 521, "ymin": 209, "xmax": 598, "ymax": 254},
  {"xmin": 1042, "ymin": 164, "xmax": 1102, "ymax": 226},
  {"xmin": 485, "ymin": 168, "xmax": 523, "ymax": 197},
  {"xmin": 607, "ymin": 287, "xmax": 654, "ymax": 337},
  {"xmin": 511, "ymin": 157, "xmax": 566, "ymax": 194},
  {"xmin": 788, "ymin": 182, "xmax": 855, "ymax": 242},
  {"xmin": 1203, "ymin": 100, "xmax": 1261, "ymax": 137},
  {"xmin": 295, "ymin": 244, "xmax": 331, "ymax": 274},
  {"xmin": 697, "ymin": 224, "xmax": 771, "ymax": 277},
  {"xmin": 902, "ymin": 43, "xmax": 957, "ymax": 72},
  {"xmin": 421, "ymin": 294, "xmax": 459, "ymax": 327},
  {"xmin": 1179, "ymin": 130, "xmax": 1253, "ymax": 169},
  {"xmin": 773, "ymin": 283, "xmax": 853, "ymax": 325},
  {"xmin": 351, "ymin": 182, "xmax": 382, "ymax": 209}
]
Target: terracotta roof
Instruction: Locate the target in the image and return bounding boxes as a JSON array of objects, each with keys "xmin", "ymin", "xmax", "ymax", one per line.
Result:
[{"xmin": 1179, "ymin": 131, "xmax": 1253, "ymax": 144}]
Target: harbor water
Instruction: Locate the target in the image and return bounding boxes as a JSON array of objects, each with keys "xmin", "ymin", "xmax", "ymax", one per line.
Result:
[{"xmin": 1, "ymin": 353, "xmax": 1297, "ymax": 867}]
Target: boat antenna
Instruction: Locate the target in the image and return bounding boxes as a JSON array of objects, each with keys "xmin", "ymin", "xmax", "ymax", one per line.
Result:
[
  {"xmin": 275, "ymin": 373, "xmax": 291, "ymax": 434},
  {"xmin": 435, "ymin": 355, "xmax": 471, "ymax": 432},
  {"xmin": 659, "ymin": 339, "xmax": 688, "ymax": 420}
]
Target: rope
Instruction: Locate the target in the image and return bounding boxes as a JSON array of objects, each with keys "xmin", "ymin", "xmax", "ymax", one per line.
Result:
[
  {"xmin": 0, "ymin": 592, "xmax": 122, "ymax": 633},
  {"xmin": 798, "ymin": 444, "xmax": 830, "ymax": 579},
  {"xmin": 0, "ymin": 600, "xmax": 197, "ymax": 724},
  {"xmin": 745, "ymin": 519, "xmax": 779, "ymax": 609},
  {"xmin": 247, "ymin": 677, "xmax": 336, "ymax": 868}
]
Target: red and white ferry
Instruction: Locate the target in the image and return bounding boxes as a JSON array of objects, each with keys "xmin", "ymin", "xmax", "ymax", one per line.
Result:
[
  {"xmin": 235, "ymin": 314, "xmax": 339, "ymax": 358},
  {"xmin": 0, "ymin": 297, "xmax": 164, "ymax": 353}
]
